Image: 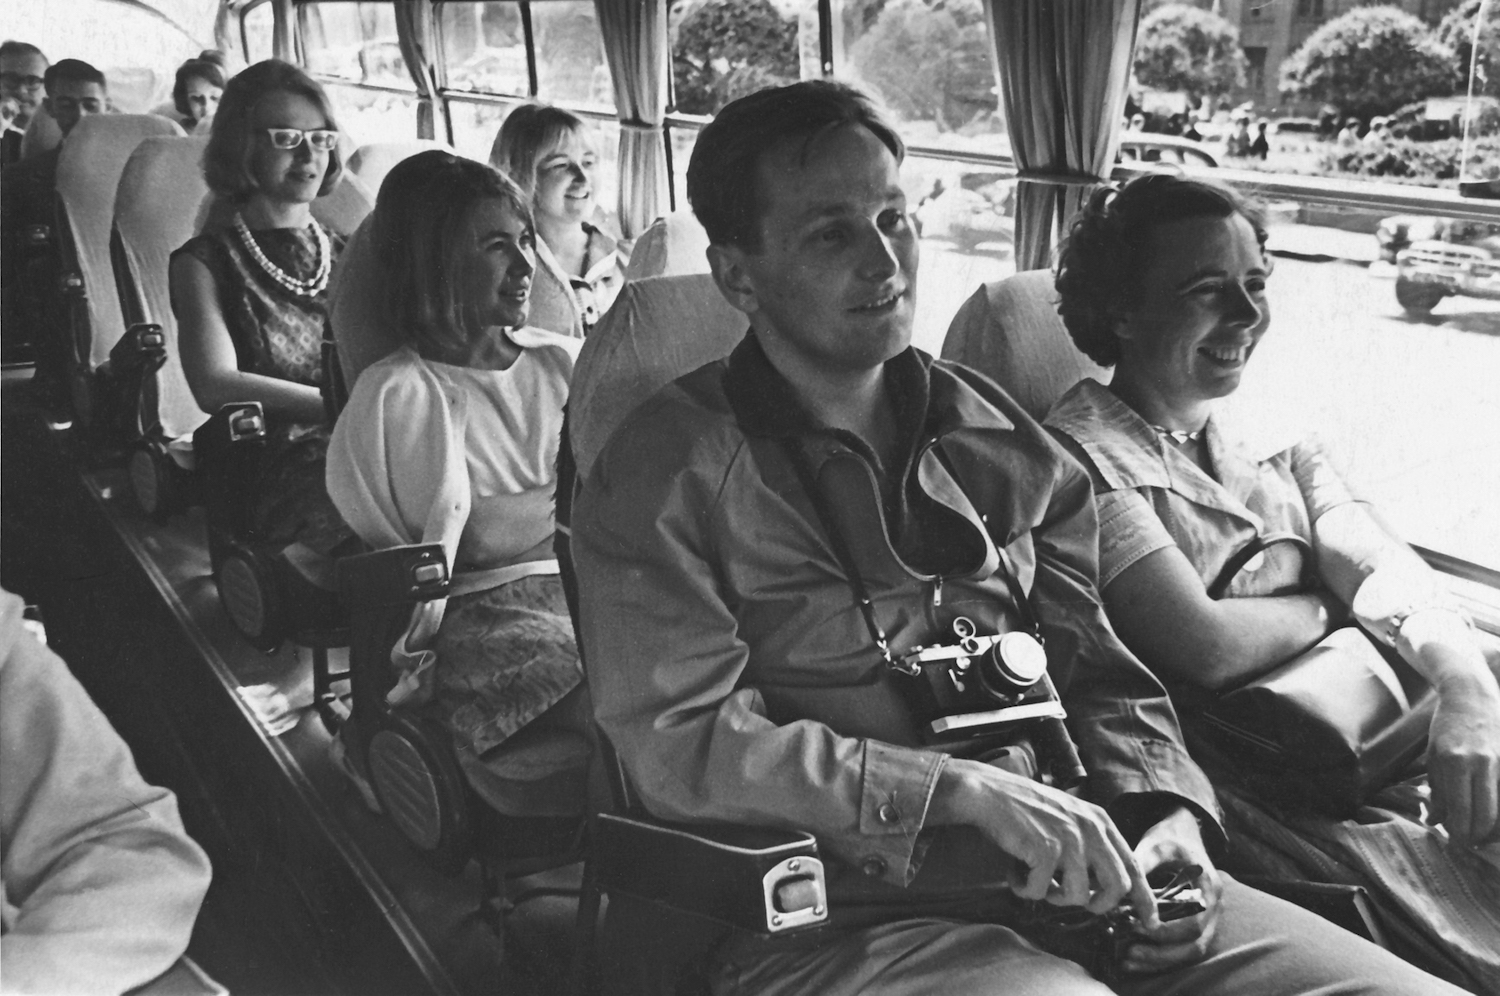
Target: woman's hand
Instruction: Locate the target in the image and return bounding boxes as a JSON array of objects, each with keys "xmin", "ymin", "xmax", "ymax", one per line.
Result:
[
  {"xmin": 1119, "ymin": 806, "xmax": 1224, "ymax": 975},
  {"xmin": 1392, "ymin": 609, "xmax": 1500, "ymax": 846}
]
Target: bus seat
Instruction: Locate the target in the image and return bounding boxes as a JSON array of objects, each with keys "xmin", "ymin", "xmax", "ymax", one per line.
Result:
[
  {"xmin": 940, "ymin": 270, "xmax": 1111, "ymax": 423},
  {"xmin": 334, "ymin": 544, "xmax": 591, "ymax": 958},
  {"xmin": 568, "ymin": 273, "xmax": 745, "ymax": 482},
  {"xmin": 54, "ymin": 114, "xmax": 185, "ymax": 393},
  {"xmin": 622, "ymin": 212, "xmax": 712, "ymax": 282},
  {"xmin": 18, "ymin": 105, "xmax": 62, "ymax": 161},
  {"xmin": 191, "ymin": 170, "xmax": 375, "ymax": 239},
  {"xmin": 327, "ymin": 213, "xmax": 401, "ymax": 388},
  {"xmin": 113, "ymin": 135, "xmax": 212, "ymax": 443},
  {"xmin": 347, "ymin": 140, "xmax": 450, "ymax": 197}
]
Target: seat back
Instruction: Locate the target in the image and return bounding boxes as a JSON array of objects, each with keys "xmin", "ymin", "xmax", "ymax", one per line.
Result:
[
  {"xmin": 622, "ymin": 211, "xmax": 712, "ymax": 282},
  {"xmin": 55, "ymin": 113, "xmax": 185, "ymax": 370},
  {"xmin": 568, "ymin": 272, "xmax": 746, "ymax": 482},
  {"xmin": 327, "ymin": 214, "xmax": 400, "ymax": 388},
  {"xmin": 346, "ymin": 140, "xmax": 451, "ymax": 196},
  {"xmin": 112, "ymin": 134, "xmax": 211, "ymax": 439},
  {"xmin": 191, "ymin": 170, "xmax": 375, "ymax": 238},
  {"xmin": 940, "ymin": 270, "xmax": 1111, "ymax": 422}
]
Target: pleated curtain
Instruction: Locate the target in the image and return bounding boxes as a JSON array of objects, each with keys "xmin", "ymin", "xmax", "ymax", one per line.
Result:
[
  {"xmin": 984, "ymin": 0, "xmax": 1142, "ymax": 271},
  {"xmin": 594, "ymin": 0, "xmax": 671, "ymax": 239},
  {"xmin": 393, "ymin": 0, "xmax": 441, "ymax": 141}
]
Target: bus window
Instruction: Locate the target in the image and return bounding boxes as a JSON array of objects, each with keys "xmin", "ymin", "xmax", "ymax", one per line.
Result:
[
  {"xmin": 532, "ymin": 1, "xmax": 613, "ymax": 109},
  {"xmin": 440, "ymin": 2, "xmax": 529, "ymax": 96},
  {"xmin": 301, "ymin": 1, "xmax": 410, "ymax": 88},
  {"xmin": 828, "ymin": 0, "xmax": 1015, "ymax": 352},
  {"xmin": 243, "ymin": 1, "xmax": 275, "ymax": 66},
  {"xmin": 670, "ymin": 0, "xmax": 812, "ymax": 117},
  {"xmin": 321, "ymin": 81, "xmax": 422, "ymax": 148}
]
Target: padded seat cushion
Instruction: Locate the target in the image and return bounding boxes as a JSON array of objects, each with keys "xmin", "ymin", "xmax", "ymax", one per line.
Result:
[
  {"xmin": 56, "ymin": 113, "xmax": 185, "ymax": 368},
  {"xmin": 114, "ymin": 135, "xmax": 211, "ymax": 438},
  {"xmin": 569, "ymin": 273, "xmax": 746, "ymax": 479},
  {"xmin": 622, "ymin": 212, "xmax": 712, "ymax": 282},
  {"xmin": 940, "ymin": 269, "xmax": 1111, "ymax": 423}
]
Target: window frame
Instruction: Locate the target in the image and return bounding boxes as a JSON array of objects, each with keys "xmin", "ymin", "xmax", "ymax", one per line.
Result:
[{"xmin": 268, "ymin": 0, "xmax": 1500, "ymax": 595}]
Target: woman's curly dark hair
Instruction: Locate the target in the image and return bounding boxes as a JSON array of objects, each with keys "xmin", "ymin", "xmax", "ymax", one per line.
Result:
[{"xmin": 1054, "ymin": 174, "xmax": 1269, "ymax": 367}]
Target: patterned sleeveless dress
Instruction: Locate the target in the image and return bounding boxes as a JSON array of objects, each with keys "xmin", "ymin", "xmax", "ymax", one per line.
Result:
[{"xmin": 173, "ymin": 222, "xmax": 352, "ymax": 554}]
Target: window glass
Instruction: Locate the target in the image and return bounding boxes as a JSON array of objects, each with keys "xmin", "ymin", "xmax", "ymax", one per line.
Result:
[
  {"xmin": 302, "ymin": 2, "xmax": 412, "ymax": 88},
  {"xmin": 834, "ymin": 0, "xmax": 1006, "ymax": 158},
  {"xmin": 244, "ymin": 2, "xmax": 275, "ymax": 65},
  {"xmin": 1211, "ymin": 198, "xmax": 1500, "ymax": 570},
  {"xmin": 670, "ymin": 0, "xmax": 816, "ymax": 116},
  {"xmin": 440, "ymin": 2, "xmax": 530, "ymax": 97},
  {"xmin": 323, "ymin": 81, "xmax": 421, "ymax": 148},
  {"xmin": 533, "ymin": 1, "xmax": 614, "ymax": 107},
  {"xmin": 1142, "ymin": 1, "xmax": 1497, "ymax": 190}
]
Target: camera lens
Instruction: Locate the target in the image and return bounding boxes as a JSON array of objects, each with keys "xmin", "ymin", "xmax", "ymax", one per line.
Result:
[{"xmin": 976, "ymin": 632, "xmax": 1048, "ymax": 700}]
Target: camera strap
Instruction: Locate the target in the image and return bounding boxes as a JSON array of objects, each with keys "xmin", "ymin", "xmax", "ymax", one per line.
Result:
[{"xmin": 780, "ymin": 437, "xmax": 1042, "ymax": 674}]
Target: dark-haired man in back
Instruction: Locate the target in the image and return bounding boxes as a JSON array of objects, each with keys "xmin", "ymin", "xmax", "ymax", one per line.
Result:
[
  {"xmin": 2, "ymin": 59, "xmax": 107, "ymax": 417},
  {"xmin": 570, "ymin": 80, "xmax": 1467, "ymax": 995}
]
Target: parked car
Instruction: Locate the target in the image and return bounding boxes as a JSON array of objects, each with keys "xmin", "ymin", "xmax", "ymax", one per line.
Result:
[
  {"xmin": 913, "ymin": 134, "xmax": 1218, "ymax": 252},
  {"xmin": 1375, "ymin": 215, "xmax": 1445, "ymax": 263},
  {"xmin": 1392, "ymin": 218, "xmax": 1500, "ymax": 314}
]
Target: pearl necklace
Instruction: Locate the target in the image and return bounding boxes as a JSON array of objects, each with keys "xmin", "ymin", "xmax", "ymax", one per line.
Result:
[
  {"xmin": 233, "ymin": 212, "xmax": 331, "ymax": 298},
  {"xmin": 1151, "ymin": 424, "xmax": 1204, "ymax": 446}
]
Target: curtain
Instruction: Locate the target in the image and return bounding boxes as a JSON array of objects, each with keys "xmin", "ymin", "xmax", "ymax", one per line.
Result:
[
  {"xmin": 394, "ymin": 0, "xmax": 440, "ymax": 141},
  {"xmin": 985, "ymin": 0, "xmax": 1142, "ymax": 271},
  {"xmin": 594, "ymin": 0, "xmax": 670, "ymax": 239}
]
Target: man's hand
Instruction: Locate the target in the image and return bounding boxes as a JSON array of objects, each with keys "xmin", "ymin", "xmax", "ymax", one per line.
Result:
[
  {"xmin": 1427, "ymin": 684, "xmax": 1500, "ymax": 846},
  {"xmin": 1120, "ymin": 806, "xmax": 1223, "ymax": 975},
  {"xmin": 930, "ymin": 759, "xmax": 1156, "ymax": 921}
]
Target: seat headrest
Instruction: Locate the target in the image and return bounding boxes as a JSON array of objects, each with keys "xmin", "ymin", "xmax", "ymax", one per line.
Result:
[
  {"xmin": 114, "ymin": 134, "xmax": 212, "ymax": 439},
  {"xmin": 327, "ymin": 214, "xmax": 402, "ymax": 387},
  {"xmin": 569, "ymin": 272, "xmax": 746, "ymax": 479},
  {"xmin": 940, "ymin": 269, "xmax": 1111, "ymax": 422},
  {"xmin": 347, "ymin": 140, "xmax": 452, "ymax": 198},
  {"xmin": 622, "ymin": 212, "xmax": 712, "ymax": 281},
  {"xmin": 56, "ymin": 114, "xmax": 187, "ymax": 369},
  {"xmin": 192, "ymin": 171, "xmax": 376, "ymax": 237}
]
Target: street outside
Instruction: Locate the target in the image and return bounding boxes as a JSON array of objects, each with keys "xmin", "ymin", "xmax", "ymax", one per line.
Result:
[{"xmin": 910, "ymin": 230, "xmax": 1500, "ymax": 573}]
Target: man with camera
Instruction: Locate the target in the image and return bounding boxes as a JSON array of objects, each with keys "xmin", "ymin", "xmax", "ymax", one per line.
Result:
[{"xmin": 570, "ymin": 81, "xmax": 1462, "ymax": 995}]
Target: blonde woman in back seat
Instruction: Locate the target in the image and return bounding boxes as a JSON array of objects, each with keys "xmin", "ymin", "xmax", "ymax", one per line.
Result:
[
  {"xmin": 1043, "ymin": 173, "xmax": 1500, "ymax": 992},
  {"xmin": 489, "ymin": 103, "xmax": 627, "ymax": 337},
  {"xmin": 326, "ymin": 151, "xmax": 591, "ymax": 817}
]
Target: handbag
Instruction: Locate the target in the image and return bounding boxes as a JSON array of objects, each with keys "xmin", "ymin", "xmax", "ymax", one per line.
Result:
[{"xmin": 1194, "ymin": 534, "xmax": 1436, "ymax": 819}]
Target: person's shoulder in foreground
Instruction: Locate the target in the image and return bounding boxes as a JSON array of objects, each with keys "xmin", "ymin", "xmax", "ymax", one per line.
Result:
[{"xmin": 0, "ymin": 589, "xmax": 211, "ymax": 996}]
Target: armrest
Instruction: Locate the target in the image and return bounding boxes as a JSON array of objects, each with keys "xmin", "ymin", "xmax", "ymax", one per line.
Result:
[
  {"xmin": 593, "ymin": 812, "xmax": 829, "ymax": 936},
  {"xmin": 335, "ymin": 543, "xmax": 450, "ymax": 608},
  {"xmin": 124, "ymin": 957, "xmax": 227, "ymax": 996}
]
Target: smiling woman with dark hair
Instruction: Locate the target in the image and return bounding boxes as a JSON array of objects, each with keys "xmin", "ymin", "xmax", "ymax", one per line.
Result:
[
  {"xmin": 1045, "ymin": 172, "xmax": 1500, "ymax": 990},
  {"xmin": 325, "ymin": 151, "xmax": 592, "ymax": 817},
  {"xmin": 169, "ymin": 59, "xmax": 351, "ymax": 556}
]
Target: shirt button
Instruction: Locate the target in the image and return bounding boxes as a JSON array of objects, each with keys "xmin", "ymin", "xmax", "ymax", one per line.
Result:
[
  {"xmin": 861, "ymin": 855, "xmax": 888, "ymax": 878},
  {"xmin": 877, "ymin": 802, "xmax": 900, "ymax": 824}
]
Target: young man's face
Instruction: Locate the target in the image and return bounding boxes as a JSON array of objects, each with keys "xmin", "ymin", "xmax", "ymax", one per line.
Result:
[
  {"xmin": 718, "ymin": 123, "xmax": 918, "ymax": 378},
  {"xmin": 0, "ymin": 51, "xmax": 47, "ymax": 126},
  {"xmin": 45, "ymin": 78, "xmax": 106, "ymax": 136}
]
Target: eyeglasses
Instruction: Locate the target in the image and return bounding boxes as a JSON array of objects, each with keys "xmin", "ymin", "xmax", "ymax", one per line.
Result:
[
  {"xmin": 0, "ymin": 73, "xmax": 44, "ymax": 91},
  {"xmin": 263, "ymin": 127, "xmax": 339, "ymax": 152}
]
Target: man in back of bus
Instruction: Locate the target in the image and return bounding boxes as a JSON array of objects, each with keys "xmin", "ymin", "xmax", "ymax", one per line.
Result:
[
  {"xmin": 0, "ymin": 41, "xmax": 48, "ymax": 166},
  {"xmin": 571, "ymin": 81, "xmax": 1465, "ymax": 995},
  {"xmin": 2, "ymin": 58, "xmax": 107, "ymax": 420}
]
